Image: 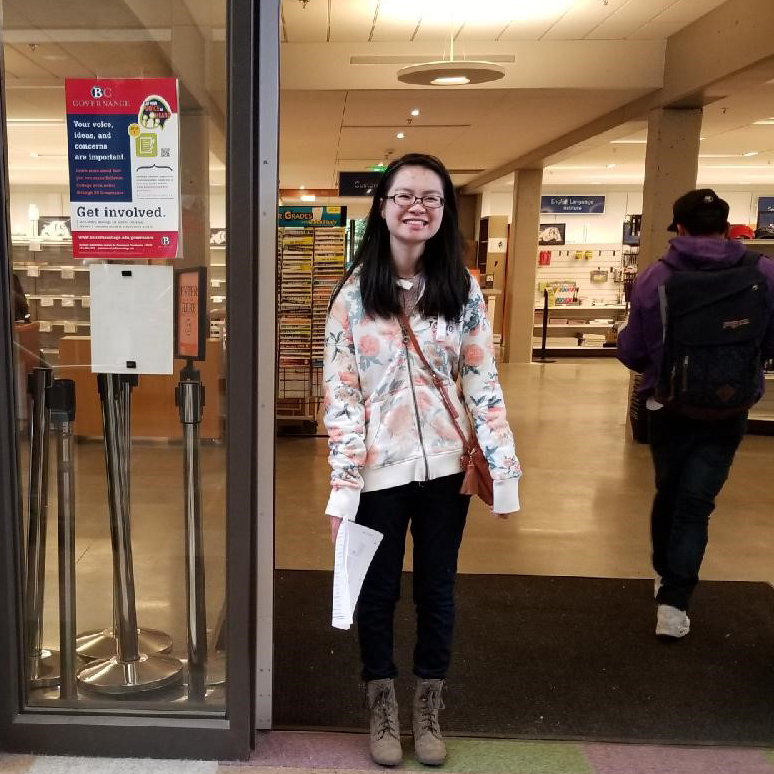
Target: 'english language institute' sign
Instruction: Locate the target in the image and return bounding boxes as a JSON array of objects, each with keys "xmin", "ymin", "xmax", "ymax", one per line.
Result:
[{"xmin": 541, "ymin": 196, "xmax": 606, "ymax": 215}]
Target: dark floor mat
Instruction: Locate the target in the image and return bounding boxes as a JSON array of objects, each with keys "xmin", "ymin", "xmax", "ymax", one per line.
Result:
[{"xmin": 273, "ymin": 571, "xmax": 774, "ymax": 745}]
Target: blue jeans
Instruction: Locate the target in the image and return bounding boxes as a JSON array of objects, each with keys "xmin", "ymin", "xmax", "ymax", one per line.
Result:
[
  {"xmin": 355, "ymin": 473, "xmax": 470, "ymax": 682},
  {"xmin": 648, "ymin": 409, "xmax": 747, "ymax": 612}
]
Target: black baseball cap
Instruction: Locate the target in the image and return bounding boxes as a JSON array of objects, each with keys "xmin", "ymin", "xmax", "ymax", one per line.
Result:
[{"xmin": 668, "ymin": 188, "xmax": 730, "ymax": 233}]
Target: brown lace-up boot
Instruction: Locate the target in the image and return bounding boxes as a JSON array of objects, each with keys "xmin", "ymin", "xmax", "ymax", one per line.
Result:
[
  {"xmin": 412, "ymin": 678, "xmax": 446, "ymax": 765},
  {"xmin": 366, "ymin": 678, "xmax": 402, "ymax": 766}
]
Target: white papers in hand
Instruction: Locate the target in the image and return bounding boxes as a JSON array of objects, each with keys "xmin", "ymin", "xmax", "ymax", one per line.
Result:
[{"xmin": 332, "ymin": 521, "xmax": 383, "ymax": 630}]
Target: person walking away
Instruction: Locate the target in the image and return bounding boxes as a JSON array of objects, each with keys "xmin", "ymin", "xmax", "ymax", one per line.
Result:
[
  {"xmin": 323, "ymin": 153, "xmax": 522, "ymax": 766},
  {"xmin": 617, "ymin": 189, "xmax": 774, "ymax": 639}
]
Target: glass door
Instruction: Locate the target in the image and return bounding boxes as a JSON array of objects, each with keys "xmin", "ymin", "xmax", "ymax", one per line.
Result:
[{"xmin": 0, "ymin": 0, "xmax": 276, "ymax": 759}]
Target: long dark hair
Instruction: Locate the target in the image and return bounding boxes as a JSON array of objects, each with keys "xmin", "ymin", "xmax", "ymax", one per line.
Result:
[{"xmin": 333, "ymin": 153, "xmax": 470, "ymax": 320}]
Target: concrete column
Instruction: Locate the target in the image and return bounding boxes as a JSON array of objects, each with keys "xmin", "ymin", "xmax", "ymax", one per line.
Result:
[
  {"xmin": 639, "ymin": 107, "xmax": 702, "ymax": 271},
  {"xmin": 503, "ymin": 169, "xmax": 543, "ymax": 364},
  {"xmin": 457, "ymin": 193, "xmax": 481, "ymax": 271},
  {"xmin": 457, "ymin": 193, "xmax": 478, "ymax": 241}
]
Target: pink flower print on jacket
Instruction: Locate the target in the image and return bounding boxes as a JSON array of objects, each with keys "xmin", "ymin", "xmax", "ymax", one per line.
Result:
[
  {"xmin": 461, "ymin": 343, "xmax": 484, "ymax": 376},
  {"xmin": 358, "ymin": 334, "xmax": 382, "ymax": 370},
  {"xmin": 384, "ymin": 402, "xmax": 413, "ymax": 436}
]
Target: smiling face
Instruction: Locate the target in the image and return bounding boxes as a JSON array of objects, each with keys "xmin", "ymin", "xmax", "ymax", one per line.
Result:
[{"xmin": 381, "ymin": 165, "xmax": 445, "ymax": 248}]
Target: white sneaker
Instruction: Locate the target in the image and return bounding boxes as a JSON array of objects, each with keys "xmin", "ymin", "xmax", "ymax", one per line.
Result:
[
  {"xmin": 656, "ymin": 604, "xmax": 690, "ymax": 639},
  {"xmin": 654, "ymin": 574, "xmax": 663, "ymax": 599}
]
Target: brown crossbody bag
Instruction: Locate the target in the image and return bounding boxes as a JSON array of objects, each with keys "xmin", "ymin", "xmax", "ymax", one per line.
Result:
[{"xmin": 399, "ymin": 313, "xmax": 494, "ymax": 507}]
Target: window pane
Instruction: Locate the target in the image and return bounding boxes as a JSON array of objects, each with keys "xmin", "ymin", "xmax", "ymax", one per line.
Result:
[{"xmin": 5, "ymin": 0, "xmax": 228, "ymax": 713}]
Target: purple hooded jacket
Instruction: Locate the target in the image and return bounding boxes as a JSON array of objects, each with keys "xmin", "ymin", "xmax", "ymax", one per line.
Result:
[{"xmin": 617, "ymin": 236, "xmax": 774, "ymax": 397}]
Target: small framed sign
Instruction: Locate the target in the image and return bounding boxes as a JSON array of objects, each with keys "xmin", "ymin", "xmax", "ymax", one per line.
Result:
[
  {"xmin": 174, "ymin": 267, "xmax": 208, "ymax": 361},
  {"xmin": 539, "ymin": 223, "xmax": 566, "ymax": 245}
]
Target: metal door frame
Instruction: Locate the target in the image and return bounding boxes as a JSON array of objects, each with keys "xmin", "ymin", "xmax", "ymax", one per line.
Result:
[
  {"xmin": 253, "ymin": 0, "xmax": 279, "ymax": 732},
  {"xmin": 0, "ymin": 0, "xmax": 275, "ymax": 759}
]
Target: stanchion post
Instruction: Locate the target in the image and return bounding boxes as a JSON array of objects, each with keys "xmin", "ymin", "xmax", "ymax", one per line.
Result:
[
  {"xmin": 535, "ymin": 289, "xmax": 556, "ymax": 364},
  {"xmin": 77, "ymin": 374, "xmax": 183, "ymax": 694},
  {"xmin": 176, "ymin": 363, "xmax": 207, "ymax": 698},
  {"xmin": 49, "ymin": 379, "xmax": 78, "ymax": 701},
  {"xmin": 75, "ymin": 373, "xmax": 172, "ymax": 664},
  {"xmin": 100, "ymin": 373, "xmax": 140, "ymax": 663},
  {"xmin": 176, "ymin": 361, "xmax": 225, "ymax": 697},
  {"xmin": 25, "ymin": 366, "xmax": 59, "ymax": 689}
]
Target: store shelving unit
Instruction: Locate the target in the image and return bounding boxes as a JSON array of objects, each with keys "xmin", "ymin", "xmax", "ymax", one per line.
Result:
[
  {"xmin": 532, "ymin": 242, "xmax": 637, "ymax": 357},
  {"xmin": 740, "ymin": 246, "xmax": 774, "ymax": 434},
  {"xmin": 749, "ymin": 373, "xmax": 774, "ymax": 435},
  {"xmin": 532, "ymin": 304, "xmax": 627, "ymax": 357},
  {"xmin": 209, "ymin": 244, "xmax": 227, "ymax": 317},
  {"xmin": 12, "ymin": 239, "xmax": 90, "ymax": 367}
]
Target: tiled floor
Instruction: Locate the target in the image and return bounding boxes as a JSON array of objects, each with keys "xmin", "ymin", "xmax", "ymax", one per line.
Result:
[
  {"xmin": 276, "ymin": 359, "xmax": 774, "ymax": 582},
  {"xmin": 5, "ymin": 732, "xmax": 774, "ymax": 774},
  {"xmin": 7, "ymin": 359, "xmax": 774, "ymax": 763}
]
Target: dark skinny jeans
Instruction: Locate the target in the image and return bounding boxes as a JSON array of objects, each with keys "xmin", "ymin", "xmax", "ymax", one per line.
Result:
[
  {"xmin": 355, "ymin": 473, "xmax": 470, "ymax": 682},
  {"xmin": 649, "ymin": 408, "xmax": 747, "ymax": 612}
]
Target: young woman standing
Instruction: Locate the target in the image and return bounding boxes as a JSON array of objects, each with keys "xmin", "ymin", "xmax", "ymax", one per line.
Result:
[{"xmin": 323, "ymin": 154, "xmax": 521, "ymax": 766}]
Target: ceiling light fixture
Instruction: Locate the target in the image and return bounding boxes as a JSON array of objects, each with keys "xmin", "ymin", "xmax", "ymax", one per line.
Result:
[
  {"xmin": 754, "ymin": 119, "xmax": 774, "ymax": 125},
  {"xmin": 410, "ymin": 109, "xmax": 420, "ymax": 116},
  {"xmin": 744, "ymin": 151, "xmax": 760, "ymax": 157},
  {"xmin": 300, "ymin": 194, "xmax": 316, "ymax": 202},
  {"xmin": 397, "ymin": 32, "xmax": 505, "ymax": 86},
  {"xmin": 396, "ymin": 132, "xmax": 405, "ymax": 139}
]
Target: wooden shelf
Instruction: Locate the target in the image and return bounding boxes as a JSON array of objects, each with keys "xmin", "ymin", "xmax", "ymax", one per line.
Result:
[
  {"xmin": 534, "ymin": 304, "xmax": 626, "ymax": 311},
  {"xmin": 533, "ymin": 323, "xmax": 615, "ymax": 330}
]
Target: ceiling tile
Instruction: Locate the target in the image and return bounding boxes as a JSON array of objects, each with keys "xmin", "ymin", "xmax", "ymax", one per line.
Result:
[
  {"xmin": 370, "ymin": 0, "xmax": 421, "ymax": 42},
  {"xmin": 627, "ymin": 20, "xmax": 681, "ymax": 39},
  {"xmin": 448, "ymin": 21, "xmax": 507, "ymax": 43},
  {"xmin": 4, "ymin": 45, "xmax": 59, "ymax": 79},
  {"xmin": 497, "ymin": 17, "xmax": 565, "ymax": 41},
  {"xmin": 282, "ymin": 0, "xmax": 329, "ymax": 43},
  {"xmin": 586, "ymin": 0, "xmax": 674, "ymax": 40},
  {"xmin": 338, "ymin": 124, "xmax": 469, "ymax": 160},
  {"xmin": 542, "ymin": 0, "xmax": 631, "ymax": 40},
  {"xmin": 329, "ymin": 0, "xmax": 377, "ymax": 43},
  {"xmin": 342, "ymin": 89, "xmax": 505, "ymax": 127},
  {"xmin": 648, "ymin": 0, "xmax": 729, "ymax": 24}
]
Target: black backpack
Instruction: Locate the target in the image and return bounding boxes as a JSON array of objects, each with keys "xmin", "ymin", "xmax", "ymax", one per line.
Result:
[{"xmin": 655, "ymin": 252, "xmax": 768, "ymax": 419}]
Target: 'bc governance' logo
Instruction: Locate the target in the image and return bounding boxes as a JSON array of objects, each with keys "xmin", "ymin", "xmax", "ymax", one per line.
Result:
[{"xmin": 90, "ymin": 85, "xmax": 113, "ymax": 99}]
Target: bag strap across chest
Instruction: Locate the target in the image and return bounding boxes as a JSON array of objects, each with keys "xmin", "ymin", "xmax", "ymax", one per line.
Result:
[{"xmin": 398, "ymin": 313, "xmax": 471, "ymax": 452}]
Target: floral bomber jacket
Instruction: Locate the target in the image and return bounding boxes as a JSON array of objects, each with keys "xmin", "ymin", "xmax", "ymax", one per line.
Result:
[{"xmin": 323, "ymin": 270, "xmax": 522, "ymax": 521}]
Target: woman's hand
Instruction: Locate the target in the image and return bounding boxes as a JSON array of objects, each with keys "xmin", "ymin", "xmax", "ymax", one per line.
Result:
[{"xmin": 330, "ymin": 515, "xmax": 343, "ymax": 544}]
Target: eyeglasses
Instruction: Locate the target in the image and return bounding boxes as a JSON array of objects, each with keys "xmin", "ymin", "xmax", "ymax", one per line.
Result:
[{"xmin": 384, "ymin": 193, "xmax": 445, "ymax": 209}]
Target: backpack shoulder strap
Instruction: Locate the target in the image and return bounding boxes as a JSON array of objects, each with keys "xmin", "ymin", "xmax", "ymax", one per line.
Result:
[{"xmin": 739, "ymin": 250, "xmax": 762, "ymax": 268}]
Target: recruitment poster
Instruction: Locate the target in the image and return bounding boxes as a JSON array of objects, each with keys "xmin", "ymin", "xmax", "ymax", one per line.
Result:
[{"xmin": 65, "ymin": 78, "xmax": 181, "ymax": 259}]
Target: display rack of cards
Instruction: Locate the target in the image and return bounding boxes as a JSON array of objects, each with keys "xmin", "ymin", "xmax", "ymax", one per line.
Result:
[
  {"xmin": 276, "ymin": 225, "xmax": 346, "ymax": 431},
  {"xmin": 311, "ymin": 228, "xmax": 346, "ymax": 365},
  {"xmin": 277, "ymin": 227, "xmax": 314, "ymax": 423}
]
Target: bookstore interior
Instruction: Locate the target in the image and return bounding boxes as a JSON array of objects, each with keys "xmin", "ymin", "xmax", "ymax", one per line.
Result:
[
  {"xmin": 2, "ymin": 0, "xmax": 774, "ymax": 758},
  {"xmin": 8, "ymin": 77, "xmax": 774, "ymax": 684}
]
